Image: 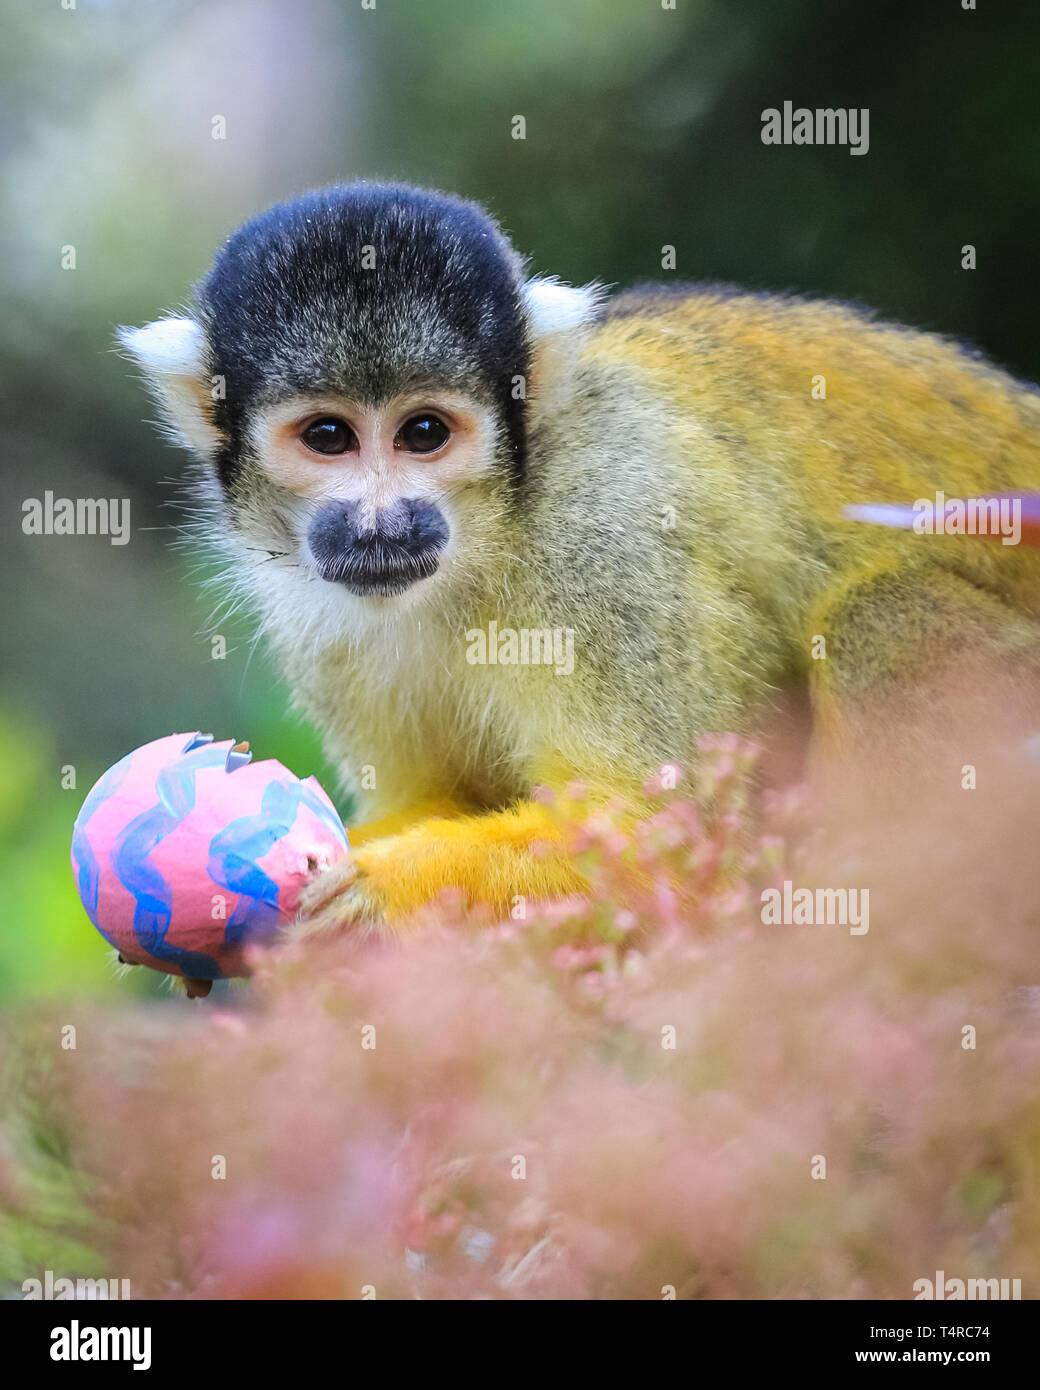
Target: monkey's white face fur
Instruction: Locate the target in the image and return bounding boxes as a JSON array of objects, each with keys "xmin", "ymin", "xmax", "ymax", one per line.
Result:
[
  {"xmin": 238, "ymin": 387, "xmax": 511, "ymax": 647},
  {"xmin": 188, "ymin": 399, "xmax": 512, "ymax": 674}
]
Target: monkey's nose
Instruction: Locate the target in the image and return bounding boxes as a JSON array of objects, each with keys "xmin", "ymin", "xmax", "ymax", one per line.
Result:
[{"xmin": 307, "ymin": 498, "xmax": 449, "ymax": 596}]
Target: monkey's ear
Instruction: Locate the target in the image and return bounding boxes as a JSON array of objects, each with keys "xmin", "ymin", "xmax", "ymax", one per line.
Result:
[
  {"xmin": 117, "ymin": 316, "xmax": 222, "ymax": 459},
  {"xmin": 522, "ymin": 278, "xmax": 604, "ymax": 417},
  {"xmin": 522, "ymin": 277, "xmax": 603, "ymax": 341}
]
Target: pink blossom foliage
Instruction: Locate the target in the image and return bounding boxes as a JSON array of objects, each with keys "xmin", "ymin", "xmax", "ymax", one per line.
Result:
[{"xmin": 6, "ymin": 729, "xmax": 1040, "ymax": 1300}]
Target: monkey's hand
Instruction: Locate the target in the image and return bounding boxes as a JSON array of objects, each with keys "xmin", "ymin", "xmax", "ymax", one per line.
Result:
[
  {"xmin": 293, "ymin": 850, "xmax": 381, "ymax": 938},
  {"xmin": 293, "ymin": 801, "xmax": 584, "ymax": 937}
]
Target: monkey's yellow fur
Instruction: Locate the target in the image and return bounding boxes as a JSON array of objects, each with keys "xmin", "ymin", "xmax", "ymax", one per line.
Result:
[{"xmin": 294, "ymin": 289, "xmax": 1040, "ymax": 932}]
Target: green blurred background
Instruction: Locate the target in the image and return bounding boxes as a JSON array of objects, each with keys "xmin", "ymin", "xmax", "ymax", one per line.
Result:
[{"xmin": 1, "ymin": 0, "xmax": 1037, "ymax": 999}]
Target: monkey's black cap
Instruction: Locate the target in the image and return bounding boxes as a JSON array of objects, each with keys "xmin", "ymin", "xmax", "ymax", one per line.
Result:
[{"xmin": 198, "ymin": 182, "xmax": 531, "ymax": 477}]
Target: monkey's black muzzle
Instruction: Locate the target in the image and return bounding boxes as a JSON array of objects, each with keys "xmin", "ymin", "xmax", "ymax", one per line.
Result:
[{"xmin": 308, "ymin": 498, "xmax": 450, "ymax": 597}]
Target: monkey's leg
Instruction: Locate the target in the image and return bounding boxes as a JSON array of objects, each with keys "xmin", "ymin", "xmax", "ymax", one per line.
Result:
[
  {"xmin": 294, "ymin": 799, "xmax": 586, "ymax": 935},
  {"xmin": 807, "ymin": 564, "xmax": 1040, "ymax": 785}
]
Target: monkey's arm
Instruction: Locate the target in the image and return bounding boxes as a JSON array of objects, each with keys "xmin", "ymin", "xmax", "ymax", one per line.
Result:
[{"xmin": 295, "ymin": 799, "xmax": 586, "ymax": 934}]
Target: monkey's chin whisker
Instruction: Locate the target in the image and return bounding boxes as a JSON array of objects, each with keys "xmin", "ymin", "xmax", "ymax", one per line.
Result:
[
  {"xmin": 313, "ymin": 554, "xmax": 442, "ymax": 598},
  {"xmin": 342, "ymin": 578, "xmax": 425, "ymax": 598}
]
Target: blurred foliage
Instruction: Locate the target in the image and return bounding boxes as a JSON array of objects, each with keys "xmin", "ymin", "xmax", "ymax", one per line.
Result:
[
  {"xmin": 0, "ymin": 1018, "xmax": 105, "ymax": 1288},
  {"xmin": 1, "ymin": 0, "xmax": 1038, "ymax": 1000},
  {"xmin": 4, "ymin": 738, "xmax": 1040, "ymax": 1297}
]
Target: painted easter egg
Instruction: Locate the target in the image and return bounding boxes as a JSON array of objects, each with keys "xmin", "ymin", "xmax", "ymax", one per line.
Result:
[{"xmin": 71, "ymin": 732, "xmax": 348, "ymax": 993}]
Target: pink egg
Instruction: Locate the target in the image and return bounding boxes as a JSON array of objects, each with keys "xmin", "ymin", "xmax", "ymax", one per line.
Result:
[{"xmin": 71, "ymin": 733, "xmax": 349, "ymax": 988}]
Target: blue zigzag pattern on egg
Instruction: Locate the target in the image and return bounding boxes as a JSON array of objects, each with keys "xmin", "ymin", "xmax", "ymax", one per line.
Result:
[
  {"xmin": 208, "ymin": 780, "xmax": 330, "ymax": 948},
  {"xmin": 111, "ymin": 742, "xmax": 232, "ymax": 979}
]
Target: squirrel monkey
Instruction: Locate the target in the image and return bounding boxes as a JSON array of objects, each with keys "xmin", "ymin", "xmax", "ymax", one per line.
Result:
[{"xmin": 121, "ymin": 183, "xmax": 1040, "ymax": 932}]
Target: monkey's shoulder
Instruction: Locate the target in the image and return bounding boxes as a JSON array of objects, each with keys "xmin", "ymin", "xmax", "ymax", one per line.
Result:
[{"xmin": 584, "ymin": 282, "xmax": 1040, "ymax": 475}]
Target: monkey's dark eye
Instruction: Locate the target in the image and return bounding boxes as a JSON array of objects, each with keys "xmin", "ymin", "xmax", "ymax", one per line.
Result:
[
  {"xmin": 301, "ymin": 417, "xmax": 357, "ymax": 455},
  {"xmin": 396, "ymin": 414, "xmax": 450, "ymax": 454}
]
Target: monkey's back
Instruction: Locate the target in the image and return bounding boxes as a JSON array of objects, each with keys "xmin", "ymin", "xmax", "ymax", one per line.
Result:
[
  {"xmin": 509, "ymin": 286, "xmax": 1040, "ymax": 773},
  {"xmin": 584, "ymin": 285, "xmax": 1040, "ymax": 626}
]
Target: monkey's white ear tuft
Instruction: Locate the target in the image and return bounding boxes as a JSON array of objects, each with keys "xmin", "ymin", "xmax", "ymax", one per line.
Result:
[
  {"xmin": 117, "ymin": 316, "xmax": 207, "ymax": 377},
  {"xmin": 522, "ymin": 277, "xmax": 603, "ymax": 340},
  {"xmin": 117, "ymin": 317, "xmax": 221, "ymax": 458}
]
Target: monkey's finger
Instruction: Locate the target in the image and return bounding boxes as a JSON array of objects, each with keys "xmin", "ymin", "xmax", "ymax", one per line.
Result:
[
  {"xmin": 293, "ymin": 896, "xmax": 383, "ymax": 940},
  {"xmin": 296, "ymin": 856, "xmax": 360, "ymax": 917},
  {"xmin": 292, "ymin": 874, "xmax": 386, "ymax": 939}
]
